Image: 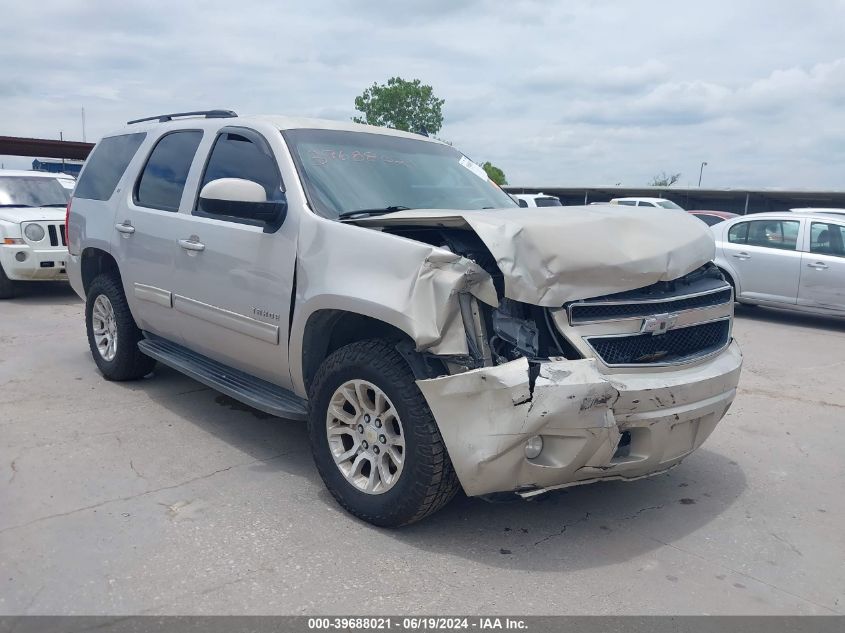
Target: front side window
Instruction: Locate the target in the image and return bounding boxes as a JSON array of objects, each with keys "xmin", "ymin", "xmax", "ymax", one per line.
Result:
[
  {"xmin": 197, "ymin": 129, "xmax": 285, "ymax": 214},
  {"xmin": 637, "ymin": 201, "xmax": 657, "ymax": 207},
  {"xmin": 135, "ymin": 131, "xmax": 203, "ymax": 212},
  {"xmin": 535, "ymin": 197, "xmax": 562, "ymax": 207},
  {"xmin": 283, "ymin": 129, "xmax": 516, "ymax": 219},
  {"xmin": 616, "ymin": 200, "xmax": 637, "ymax": 206},
  {"xmin": 741, "ymin": 220, "xmax": 800, "ymax": 250},
  {"xmin": 0, "ymin": 177, "xmax": 69, "ymax": 207},
  {"xmin": 810, "ymin": 222, "xmax": 845, "ymax": 257},
  {"xmin": 75, "ymin": 133, "xmax": 146, "ymax": 201}
]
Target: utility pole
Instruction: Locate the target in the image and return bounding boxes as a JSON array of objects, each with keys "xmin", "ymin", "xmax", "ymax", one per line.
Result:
[
  {"xmin": 81, "ymin": 107, "xmax": 86, "ymax": 142},
  {"xmin": 60, "ymin": 131, "xmax": 65, "ymax": 172},
  {"xmin": 698, "ymin": 161, "xmax": 708, "ymax": 187}
]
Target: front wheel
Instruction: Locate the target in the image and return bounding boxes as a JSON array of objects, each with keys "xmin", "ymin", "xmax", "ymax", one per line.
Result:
[
  {"xmin": 308, "ymin": 340, "xmax": 459, "ymax": 527},
  {"xmin": 85, "ymin": 273, "xmax": 156, "ymax": 380}
]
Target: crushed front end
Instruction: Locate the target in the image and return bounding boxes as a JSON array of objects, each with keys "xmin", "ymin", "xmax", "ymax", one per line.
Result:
[{"xmin": 415, "ymin": 261, "xmax": 742, "ymax": 497}]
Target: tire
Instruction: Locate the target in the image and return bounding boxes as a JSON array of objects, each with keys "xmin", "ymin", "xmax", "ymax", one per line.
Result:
[
  {"xmin": 0, "ymin": 263, "xmax": 16, "ymax": 299},
  {"xmin": 85, "ymin": 273, "xmax": 156, "ymax": 381},
  {"xmin": 308, "ymin": 339, "xmax": 459, "ymax": 527}
]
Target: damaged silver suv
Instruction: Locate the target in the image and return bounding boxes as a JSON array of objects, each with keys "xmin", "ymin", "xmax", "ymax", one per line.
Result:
[{"xmin": 67, "ymin": 110, "xmax": 742, "ymax": 526}]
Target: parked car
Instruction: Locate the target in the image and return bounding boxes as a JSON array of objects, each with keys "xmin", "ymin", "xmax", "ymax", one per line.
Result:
[
  {"xmin": 67, "ymin": 110, "xmax": 742, "ymax": 526},
  {"xmin": 511, "ymin": 192, "xmax": 562, "ymax": 207},
  {"xmin": 0, "ymin": 169, "xmax": 71, "ymax": 298},
  {"xmin": 688, "ymin": 210, "xmax": 740, "ymax": 226},
  {"xmin": 712, "ymin": 212, "xmax": 845, "ymax": 315},
  {"xmin": 609, "ymin": 197, "xmax": 685, "ymax": 210}
]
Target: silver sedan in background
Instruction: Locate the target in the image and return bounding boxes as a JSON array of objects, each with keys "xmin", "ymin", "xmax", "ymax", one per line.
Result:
[{"xmin": 712, "ymin": 211, "xmax": 845, "ymax": 315}]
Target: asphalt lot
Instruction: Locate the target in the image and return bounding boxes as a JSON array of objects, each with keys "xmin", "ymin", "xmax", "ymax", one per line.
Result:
[{"xmin": 1, "ymin": 282, "xmax": 843, "ymax": 615}]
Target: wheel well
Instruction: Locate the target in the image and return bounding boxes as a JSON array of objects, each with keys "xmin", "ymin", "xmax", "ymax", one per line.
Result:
[
  {"xmin": 302, "ymin": 310, "xmax": 427, "ymax": 392},
  {"xmin": 81, "ymin": 248, "xmax": 120, "ymax": 294},
  {"xmin": 717, "ymin": 267, "xmax": 736, "ymax": 295}
]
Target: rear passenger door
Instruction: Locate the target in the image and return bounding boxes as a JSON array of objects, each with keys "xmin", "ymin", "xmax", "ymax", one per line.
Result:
[
  {"xmin": 111, "ymin": 129, "xmax": 204, "ymax": 343},
  {"xmin": 721, "ymin": 218, "xmax": 803, "ymax": 304},
  {"xmin": 798, "ymin": 220, "xmax": 845, "ymax": 312},
  {"xmin": 171, "ymin": 127, "xmax": 297, "ymax": 386}
]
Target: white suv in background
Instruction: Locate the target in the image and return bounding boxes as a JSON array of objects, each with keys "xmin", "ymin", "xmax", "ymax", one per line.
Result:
[
  {"xmin": 0, "ymin": 170, "xmax": 71, "ymax": 298},
  {"xmin": 610, "ymin": 197, "xmax": 685, "ymax": 210},
  {"xmin": 511, "ymin": 192, "xmax": 563, "ymax": 207}
]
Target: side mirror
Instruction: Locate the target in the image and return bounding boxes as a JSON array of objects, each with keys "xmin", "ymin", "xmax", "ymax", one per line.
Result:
[{"xmin": 198, "ymin": 178, "xmax": 287, "ymax": 232}]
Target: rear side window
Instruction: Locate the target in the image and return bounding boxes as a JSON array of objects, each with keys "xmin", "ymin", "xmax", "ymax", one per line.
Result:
[
  {"xmin": 135, "ymin": 131, "xmax": 203, "ymax": 212},
  {"xmin": 196, "ymin": 129, "xmax": 284, "ymax": 213},
  {"xmin": 616, "ymin": 200, "xmax": 636, "ymax": 206},
  {"xmin": 810, "ymin": 222, "xmax": 845, "ymax": 257},
  {"xmin": 75, "ymin": 133, "xmax": 146, "ymax": 201},
  {"xmin": 637, "ymin": 201, "xmax": 656, "ymax": 207}
]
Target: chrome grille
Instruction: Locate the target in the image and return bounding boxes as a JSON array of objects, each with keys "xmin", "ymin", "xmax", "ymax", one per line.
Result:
[
  {"xmin": 570, "ymin": 288, "xmax": 733, "ymax": 324},
  {"xmin": 586, "ymin": 319, "xmax": 730, "ymax": 366}
]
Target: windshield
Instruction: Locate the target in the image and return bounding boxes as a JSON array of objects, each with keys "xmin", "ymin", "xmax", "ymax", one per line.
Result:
[
  {"xmin": 657, "ymin": 200, "xmax": 683, "ymax": 210},
  {"xmin": 282, "ymin": 129, "xmax": 517, "ymax": 218},
  {"xmin": 0, "ymin": 176, "xmax": 70, "ymax": 207}
]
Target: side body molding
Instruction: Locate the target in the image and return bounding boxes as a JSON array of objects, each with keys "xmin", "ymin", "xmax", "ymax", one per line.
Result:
[{"xmin": 133, "ymin": 282, "xmax": 279, "ymax": 345}]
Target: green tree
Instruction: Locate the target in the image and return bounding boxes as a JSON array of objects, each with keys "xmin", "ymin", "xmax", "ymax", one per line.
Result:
[
  {"xmin": 482, "ymin": 161, "xmax": 507, "ymax": 185},
  {"xmin": 650, "ymin": 171, "xmax": 681, "ymax": 186},
  {"xmin": 353, "ymin": 77, "xmax": 445, "ymax": 134}
]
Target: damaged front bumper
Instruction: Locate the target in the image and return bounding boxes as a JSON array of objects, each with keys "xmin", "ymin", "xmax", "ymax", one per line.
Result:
[{"xmin": 416, "ymin": 341, "xmax": 742, "ymax": 497}]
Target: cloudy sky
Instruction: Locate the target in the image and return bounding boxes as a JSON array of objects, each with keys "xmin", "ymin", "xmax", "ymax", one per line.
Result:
[{"xmin": 2, "ymin": 0, "xmax": 844, "ymax": 188}]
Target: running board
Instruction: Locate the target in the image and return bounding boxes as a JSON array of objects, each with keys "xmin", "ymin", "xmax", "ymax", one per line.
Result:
[{"xmin": 138, "ymin": 334, "xmax": 308, "ymax": 420}]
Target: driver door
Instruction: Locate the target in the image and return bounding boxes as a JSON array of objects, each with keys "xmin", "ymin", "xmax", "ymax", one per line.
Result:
[{"xmin": 171, "ymin": 127, "xmax": 297, "ymax": 387}]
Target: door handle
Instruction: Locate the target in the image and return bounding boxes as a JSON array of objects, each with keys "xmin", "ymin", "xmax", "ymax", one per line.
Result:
[
  {"xmin": 115, "ymin": 222, "xmax": 135, "ymax": 235},
  {"xmin": 178, "ymin": 238, "xmax": 205, "ymax": 252},
  {"xmin": 807, "ymin": 262, "xmax": 829, "ymax": 270},
  {"xmin": 732, "ymin": 252, "xmax": 751, "ymax": 260}
]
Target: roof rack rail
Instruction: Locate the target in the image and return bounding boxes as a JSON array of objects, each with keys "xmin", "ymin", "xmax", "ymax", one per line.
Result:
[{"xmin": 126, "ymin": 110, "xmax": 238, "ymax": 125}]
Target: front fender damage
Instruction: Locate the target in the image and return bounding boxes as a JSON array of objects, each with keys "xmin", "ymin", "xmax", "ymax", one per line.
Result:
[{"xmin": 416, "ymin": 357, "xmax": 620, "ymax": 497}]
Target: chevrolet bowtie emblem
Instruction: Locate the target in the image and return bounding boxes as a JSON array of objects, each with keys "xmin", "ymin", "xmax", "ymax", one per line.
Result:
[{"xmin": 641, "ymin": 313, "xmax": 679, "ymax": 335}]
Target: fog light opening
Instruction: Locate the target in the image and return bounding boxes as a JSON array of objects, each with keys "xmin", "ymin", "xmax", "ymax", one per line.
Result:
[
  {"xmin": 15, "ymin": 251, "xmax": 27, "ymax": 262},
  {"xmin": 524, "ymin": 435, "xmax": 544, "ymax": 460},
  {"xmin": 613, "ymin": 431, "xmax": 632, "ymax": 459}
]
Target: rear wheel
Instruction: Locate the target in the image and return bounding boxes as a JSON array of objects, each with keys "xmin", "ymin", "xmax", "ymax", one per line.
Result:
[
  {"xmin": 85, "ymin": 273, "xmax": 156, "ymax": 380},
  {"xmin": 308, "ymin": 340, "xmax": 459, "ymax": 527},
  {"xmin": 0, "ymin": 263, "xmax": 16, "ymax": 299}
]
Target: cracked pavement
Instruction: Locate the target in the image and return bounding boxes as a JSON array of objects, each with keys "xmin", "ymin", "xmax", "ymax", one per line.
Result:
[{"xmin": 1, "ymin": 283, "xmax": 844, "ymax": 615}]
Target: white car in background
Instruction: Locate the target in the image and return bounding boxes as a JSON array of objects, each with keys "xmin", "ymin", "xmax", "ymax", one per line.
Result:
[
  {"xmin": 0, "ymin": 170, "xmax": 71, "ymax": 298},
  {"xmin": 610, "ymin": 197, "xmax": 685, "ymax": 210},
  {"xmin": 712, "ymin": 211, "xmax": 845, "ymax": 315},
  {"xmin": 511, "ymin": 193, "xmax": 563, "ymax": 208},
  {"xmin": 790, "ymin": 207, "xmax": 845, "ymax": 217}
]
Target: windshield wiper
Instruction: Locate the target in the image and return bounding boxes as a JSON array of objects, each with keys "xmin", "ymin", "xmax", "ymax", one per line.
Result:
[
  {"xmin": 43, "ymin": 203, "xmax": 69, "ymax": 207},
  {"xmin": 337, "ymin": 206, "xmax": 411, "ymax": 220},
  {"xmin": 0, "ymin": 204, "xmax": 34, "ymax": 208}
]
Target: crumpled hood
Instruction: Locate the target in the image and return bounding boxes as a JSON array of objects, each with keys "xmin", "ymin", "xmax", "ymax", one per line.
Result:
[
  {"xmin": 352, "ymin": 205, "xmax": 716, "ymax": 306},
  {"xmin": 0, "ymin": 206, "xmax": 66, "ymax": 223}
]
